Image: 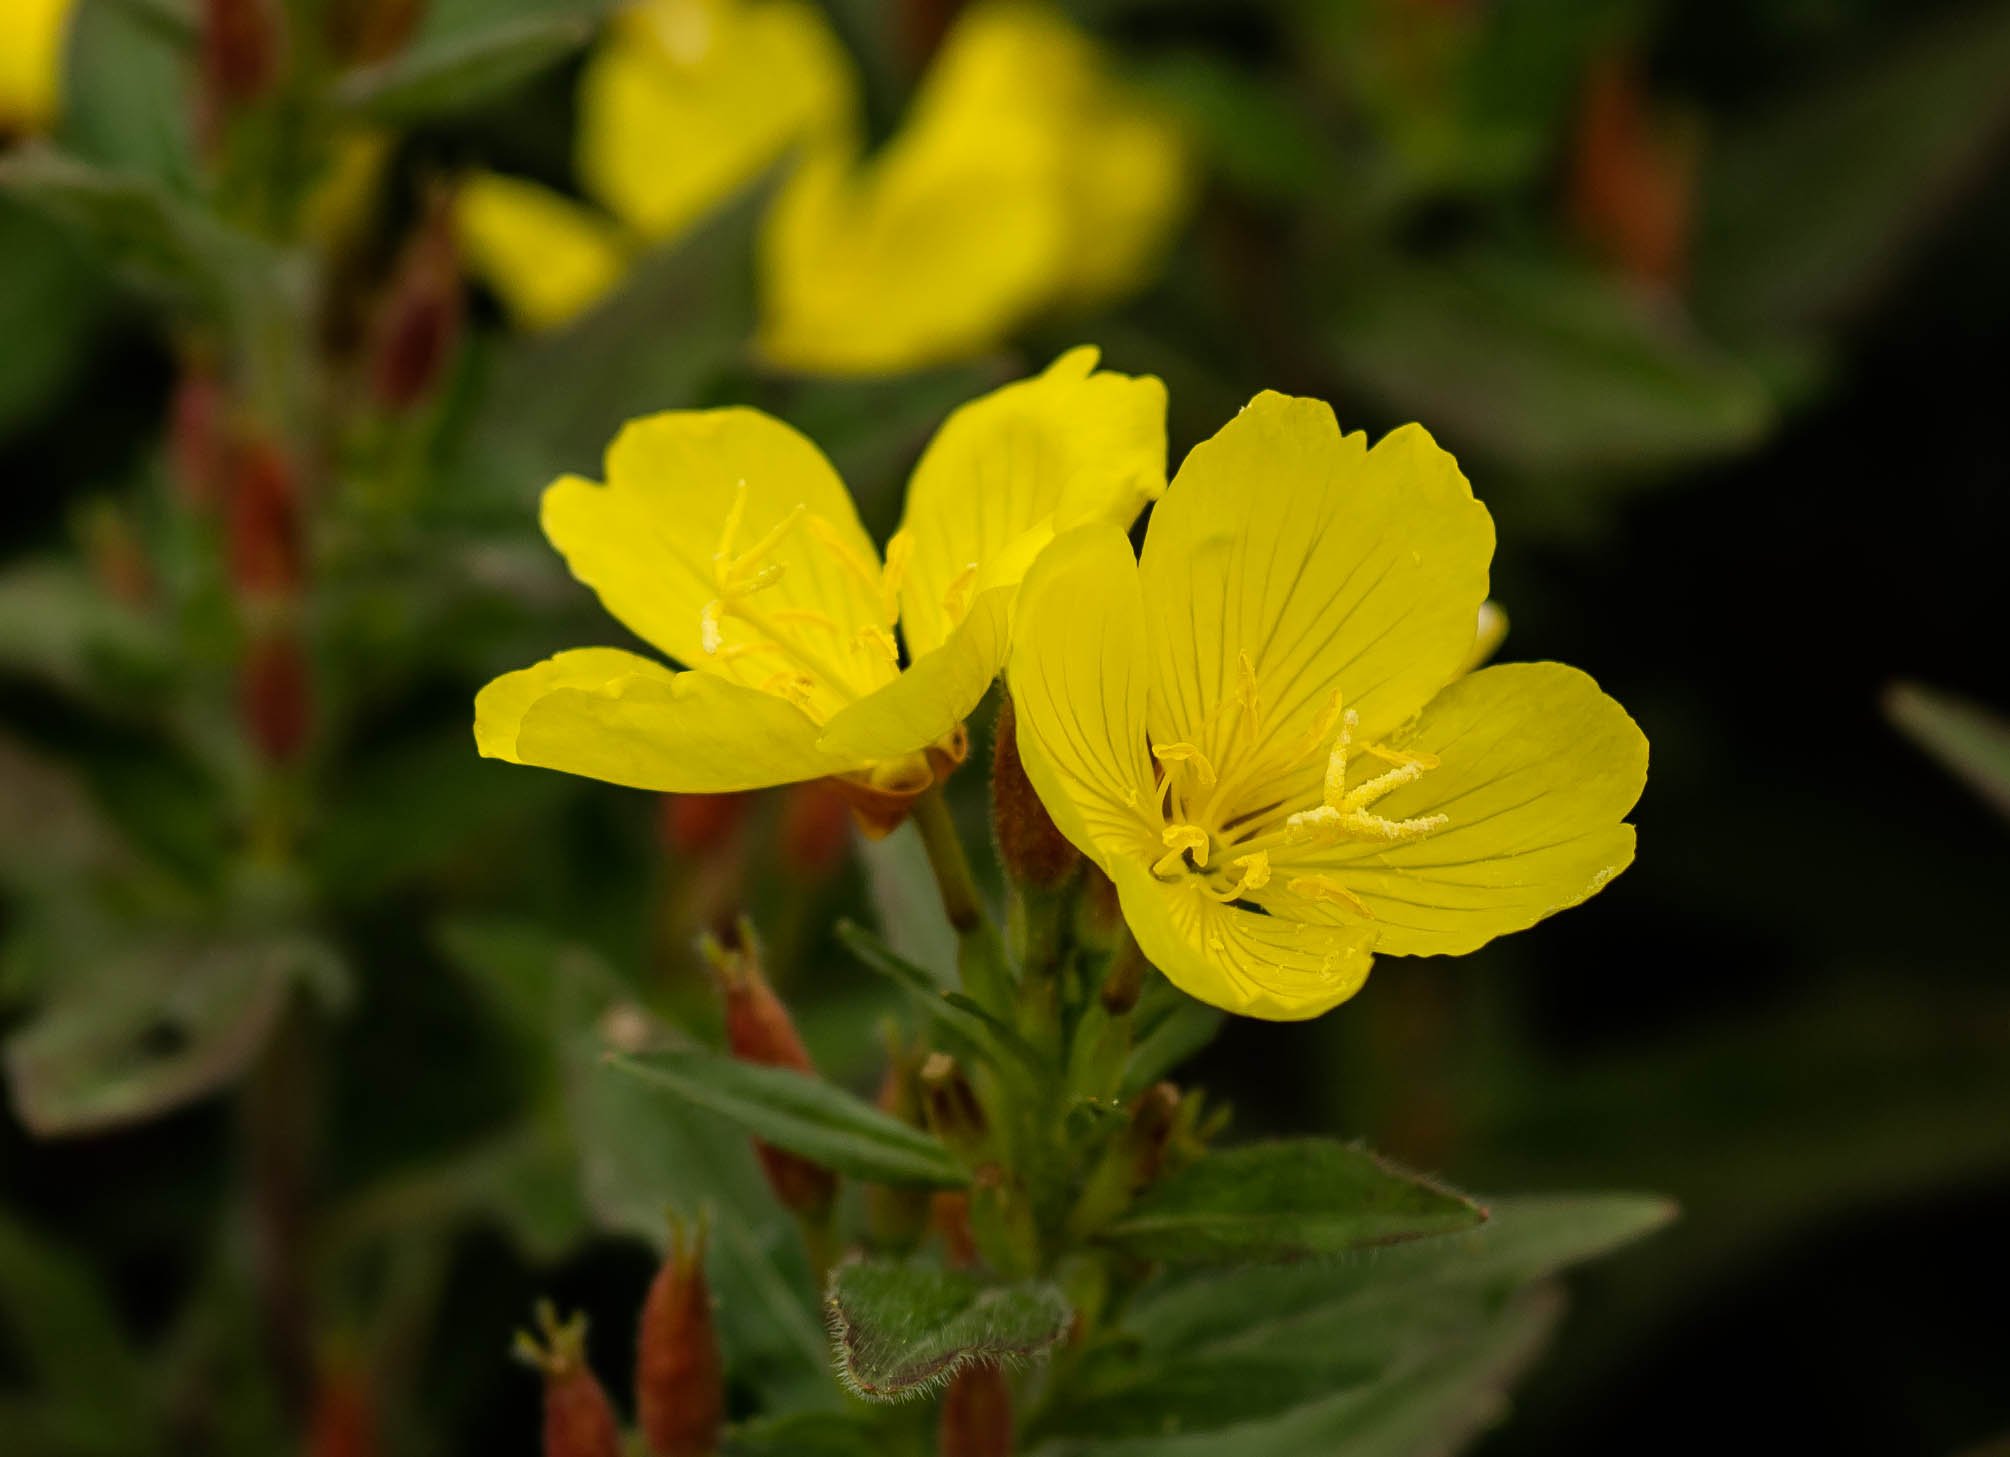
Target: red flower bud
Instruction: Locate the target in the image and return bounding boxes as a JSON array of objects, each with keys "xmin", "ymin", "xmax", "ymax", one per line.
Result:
[
  {"xmin": 1566, "ymin": 49, "xmax": 1695, "ymax": 290},
  {"xmin": 305, "ymin": 1354, "xmax": 381, "ymax": 1457},
  {"xmin": 327, "ymin": 0, "xmax": 427, "ymax": 65},
  {"xmin": 241, "ymin": 626, "xmax": 312, "ymax": 763},
  {"xmin": 169, "ymin": 365, "xmax": 228, "ymax": 512},
  {"xmin": 660, "ymin": 793, "xmax": 750, "ymax": 857},
  {"xmin": 938, "ymin": 1363, "xmax": 1013, "ymax": 1457},
  {"xmin": 779, "ymin": 779, "xmax": 851, "ymax": 878},
  {"xmin": 515, "ymin": 1305, "xmax": 622, "ymax": 1457},
  {"xmin": 227, "ymin": 438, "xmax": 305, "ymax": 599},
  {"xmin": 368, "ymin": 189, "xmax": 464, "ymax": 412},
  {"xmin": 201, "ymin": 0, "xmax": 286, "ymax": 112},
  {"xmin": 991, "ymin": 695, "xmax": 1079, "ymax": 890},
  {"xmin": 636, "ymin": 1223, "xmax": 723, "ymax": 1457},
  {"xmin": 703, "ymin": 924, "xmax": 837, "ymax": 1217}
]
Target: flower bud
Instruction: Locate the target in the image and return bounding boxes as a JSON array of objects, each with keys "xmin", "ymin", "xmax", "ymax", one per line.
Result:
[
  {"xmin": 929, "ymin": 1190, "xmax": 977, "ymax": 1269},
  {"xmin": 514, "ymin": 1304, "xmax": 622, "ymax": 1457},
  {"xmin": 201, "ymin": 0, "xmax": 286, "ymax": 113},
  {"xmin": 779, "ymin": 779, "xmax": 851, "ymax": 879},
  {"xmin": 991, "ymin": 694, "xmax": 1078, "ymax": 891},
  {"xmin": 702, "ymin": 923, "xmax": 837, "ymax": 1217},
  {"xmin": 326, "ymin": 0, "xmax": 427, "ymax": 65},
  {"xmin": 169, "ymin": 364, "xmax": 227, "ymax": 511},
  {"xmin": 305, "ymin": 1352, "xmax": 381, "ymax": 1457},
  {"xmin": 938, "ymin": 1362, "xmax": 1012, "ymax": 1457},
  {"xmin": 660, "ymin": 793, "xmax": 750, "ymax": 857},
  {"xmin": 368, "ymin": 187, "xmax": 464, "ymax": 412},
  {"xmin": 1566, "ymin": 49, "xmax": 1696, "ymax": 290},
  {"xmin": 918, "ymin": 1052, "xmax": 987, "ymax": 1160},
  {"xmin": 636, "ymin": 1222, "xmax": 723, "ymax": 1457},
  {"xmin": 241, "ymin": 625, "xmax": 312, "ymax": 764},
  {"xmin": 227, "ymin": 437, "xmax": 305, "ymax": 599}
]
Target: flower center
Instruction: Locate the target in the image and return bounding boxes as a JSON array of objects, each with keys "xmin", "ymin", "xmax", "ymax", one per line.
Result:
[
  {"xmin": 1145, "ymin": 661, "xmax": 1450, "ymax": 915},
  {"xmin": 697, "ymin": 482, "xmax": 909, "ymax": 715}
]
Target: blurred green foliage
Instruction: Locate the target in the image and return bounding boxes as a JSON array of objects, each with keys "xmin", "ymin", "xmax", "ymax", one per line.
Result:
[{"xmin": 2, "ymin": 0, "xmax": 2008, "ymax": 1454}]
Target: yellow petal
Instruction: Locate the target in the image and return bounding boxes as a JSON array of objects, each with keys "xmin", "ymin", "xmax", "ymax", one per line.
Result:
[
  {"xmin": 1277, "ymin": 661, "xmax": 1647, "ymax": 956},
  {"xmin": 905, "ymin": 2, "xmax": 1189, "ymax": 309},
  {"xmin": 540, "ymin": 408, "xmax": 896, "ymax": 722},
  {"xmin": 1141, "ymin": 394, "xmax": 1495, "ymax": 770},
  {"xmin": 476, "ymin": 646, "xmax": 857, "ymax": 791},
  {"xmin": 817, "ymin": 575, "xmax": 1012, "ymax": 762},
  {"xmin": 1110, "ymin": 859, "xmax": 1375, "ymax": 1022},
  {"xmin": 577, "ymin": 0, "xmax": 853, "ymax": 242},
  {"xmin": 1005, "ymin": 524, "xmax": 1161, "ymax": 867},
  {"xmin": 755, "ymin": 122, "xmax": 1068, "ymax": 376},
  {"xmin": 0, "ymin": 0, "xmax": 74, "ymax": 134},
  {"xmin": 455, "ymin": 173, "xmax": 630, "ymax": 331},
  {"xmin": 897, "ymin": 346, "xmax": 1167, "ymax": 660}
]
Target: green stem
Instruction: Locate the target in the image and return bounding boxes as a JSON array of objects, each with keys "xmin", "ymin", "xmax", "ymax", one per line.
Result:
[{"xmin": 910, "ymin": 786, "xmax": 1012, "ymax": 1011}]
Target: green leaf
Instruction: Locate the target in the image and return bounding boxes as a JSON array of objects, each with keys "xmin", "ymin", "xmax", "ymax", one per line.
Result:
[
  {"xmin": 0, "ymin": 559, "xmax": 173, "ymax": 704},
  {"xmin": 723, "ymin": 1411, "xmax": 887, "ymax": 1457},
  {"xmin": 439, "ymin": 181, "xmax": 762, "ymax": 517},
  {"xmin": 1121, "ymin": 994, "xmax": 1224, "ymax": 1097},
  {"xmin": 607, "ymin": 1048, "xmax": 969, "ymax": 1189},
  {"xmin": 0, "ymin": 148, "xmax": 300, "ymax": 403},
  {"xmin": 1044, "ymin": 1195, "xmax": 1668, "ymax": 1445},
  {"xmin": 1885, "ymin": 682, "xmax": 2010, "ymax": 823},
  {"xmin": 825, "ymin": 1259, "xmax": 1071, "ymax": 1400},
  {"xmin": 856, "ymin": 821, "xmax": 959, "ymax": 978},
  {"xmin": 0, "ymin": 201, "xmax": 108, "ymax": 442},
  {"xmin": 59, "ymin": 0, "xmax": 199, "ymax": 187},
  {"xmin": 1696, "ymin": 1, "xmax": 2010, "ymax": 339},
  {"xmin": 2, "ymin": 933, "xmax": 346, "ymax": 1138},
  {"xmin": 1099, "ymin": 1139, "xmax": 1487, "ymax": 1264},
  {"xmin": 0, "ymin": 1209, "xmax": 151, "ymax": 1452},
  {"xmin": 1326, "ymin": 250, "xmax": 1773, "ymax": 480},
  {"xmin": 1048, "ymin": 1287, "xmax": 1561, "ymax": 1457},
  {"xmin": 333, "ymin": 13, "xmax": 598, "ymax": 122},
  {"xmin": 835, "ymin": 920, "xmax": 1041, "ymax": 1077}
]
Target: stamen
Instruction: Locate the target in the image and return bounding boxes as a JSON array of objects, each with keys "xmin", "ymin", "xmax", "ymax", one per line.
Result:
[
  {"xmin": 803, "ymin": 515, "xmax": 885, "ymax": 599},
  {"xmin": 1322, "ymin": 709, "xmax": 1358, "ymax": 809},
  {"xmin": 700, "ymin": 598, "xmax": 726, "ymax": 655},
  {"xmin": 770, "ymin": 608, "xmax": 840, "ymax": 632},
  {"xmin": 1340, "ymin": 759, "xmax": 1429, "ymax": 812},
  {"xmin": 880, "ymin": 530, "xmax": 913, "ymax": 625},
  {"xmin": 1204, "ymin": 851, "xmax": 1271, "ymax": 902},
  {"xmin": 756, "ymin": 670, "xmax": 817, "ymax": 711},
  {"xmin": 1152, "ymin": 742, "xmax": 1218, "ymax": 792},
  {"xmin": 1236, "ymin": 651, "xmax": 1263, "ymax": 736},
  {"xmin": 1152, "ymin": 824, "xmax": 1210, "ymax": 878},
  {"xmin": 941, "ymin": 562, "xmax": 978, "ymax": 623},
  {"xmin": 1287, "ymin": 874, "xmax": 1375, "ymax": 919},
  {"xmin": 854, "ymin": 625, "xmax": 900, "ymax": 665},
  {"xmin": 713, "ymin": 639, "xmax": 784, "ymax": 661},
  {"xmin": 1361, "ymin": 743, "xmax": 1439, "ymax": 771}
]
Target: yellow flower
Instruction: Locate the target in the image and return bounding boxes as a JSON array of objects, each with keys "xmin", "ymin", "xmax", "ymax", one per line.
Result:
[
  {"xmin": 476, "ymin": 347, "xmax": 1166, "ymax": 827},
  {"xmin": 0, "ymin": 0, "xmax": 76, "ymax": 137},
  {"xmin": 457, "ymin": 0, "xmax": 852, "ymax": 330},
  {"xmin": 1008, "ymin": 393, "xmax": 1647, "ymax": 1020},
  {"xmin": 757, "ymin": 1, "xmax": 1191, "ymax": 375}
]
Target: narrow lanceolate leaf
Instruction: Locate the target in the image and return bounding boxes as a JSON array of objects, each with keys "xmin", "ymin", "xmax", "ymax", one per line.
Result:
[
  {"xmin": 1100, "ymin": 1140, "xmax": 1486, "ymax": 1265},
  {"xmin": 836, "ymin": 921, "xmax": 1042, "ymax": 1078},
  {"xmin": 333, "ymin": 14, "xmax": 596, "ymax": 121},
  {"xmin": 1885, "ymin": 681, "xmax": 2010, "ymax": 823},
  {"xmin": 607, "ymin": 1050, "xmax": 969, "ymax": 1189},
  {"xmin": 825, "ymin": 1260, "xmax": 1071, "ymax": 1401}
]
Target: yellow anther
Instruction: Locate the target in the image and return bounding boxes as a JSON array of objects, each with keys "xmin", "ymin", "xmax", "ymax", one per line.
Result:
[
  {"xmin": 1340, "ymin": 760, "xmax": 1430, "ymax": 813},
  {"xmin": 941, "ymin": 561, "xmax": 978, "ymax": 624},
  {"xmin": 770, "ymin": 608, "xmax": 840, "ymax": 633},
  {"xmin": 854, "ymin": 625, "xmax": 900, "ymax": 665},
  {"xmin": 1152, "ymin": 823, "xmax": 1210, "ymax": 878},
  {"xmin": 1287, "ymin": 874, "xmax": 1376, "ymax": 919},
  {"xmin": 1285, "ymin": 802, "xmax": 1447, "ymax": 848},
  {"xmin": 1321, "ymin": 708, "xmax": 1359, "ymax": 808},
  {"xmin": 1205, "ymin": 851, "xmax": 1271, "ymax": 902},
  {"xmin": 704, "ymin": 485, "xmax": 805, "ymax": 649},
  {"xmin": 1294, "ymin": 687, "xmax": 1346, "ymax": 764},
  {"xmin": 713, "ymin": 639, "xmax": 784, "ymax": 661},
  {"xmin": 1235, "ymin": 651, "xmax": 1262, "ymax": 735},
  {"xmin": 1361, "ymin": 742, "xmax": 1439, "ymax": 771},
  {"xmin": 880, "ymin": 530, "xmax": 914, "ymax": 625},
  {"xmin": 803, "ymin": 514, "xmax": 887, "ymax": 600},
  {"xmin": 757, "ymin": 670, "xmax": 817, "ymax": 711},
  {"xmin": 1152, "ymin": 742, "xmax": 1218, "ymax": 793}
]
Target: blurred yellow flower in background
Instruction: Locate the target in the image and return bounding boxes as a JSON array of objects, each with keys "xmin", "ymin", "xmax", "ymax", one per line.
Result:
[
  {"xmin": 456, "ymin": 0, "xmax": 853, "ymax": 330},
  {"xmin": 1009, "ymin": 393, "xmax": 1647, "ymax": 1020},
  {"xmin": 758, "ymin": 0, "xmax": 1193, "ymax": 374},
  {"xmin": 0, "ymin": 0, "xmax": 77, "ymax": 137},
  {"xmin": 476, "ymin": 347, "xmax": 1166, "ymax": 828}
]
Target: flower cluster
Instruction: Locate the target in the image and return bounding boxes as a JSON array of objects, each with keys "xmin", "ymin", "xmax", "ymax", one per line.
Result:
[
  {"xmin": 477, "ymin": 352, "xmax": 1646, "ymax": 1019},
  {"xmin": 455, "ymin": 0, "xmax": 1190, "ymax": 372}
]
